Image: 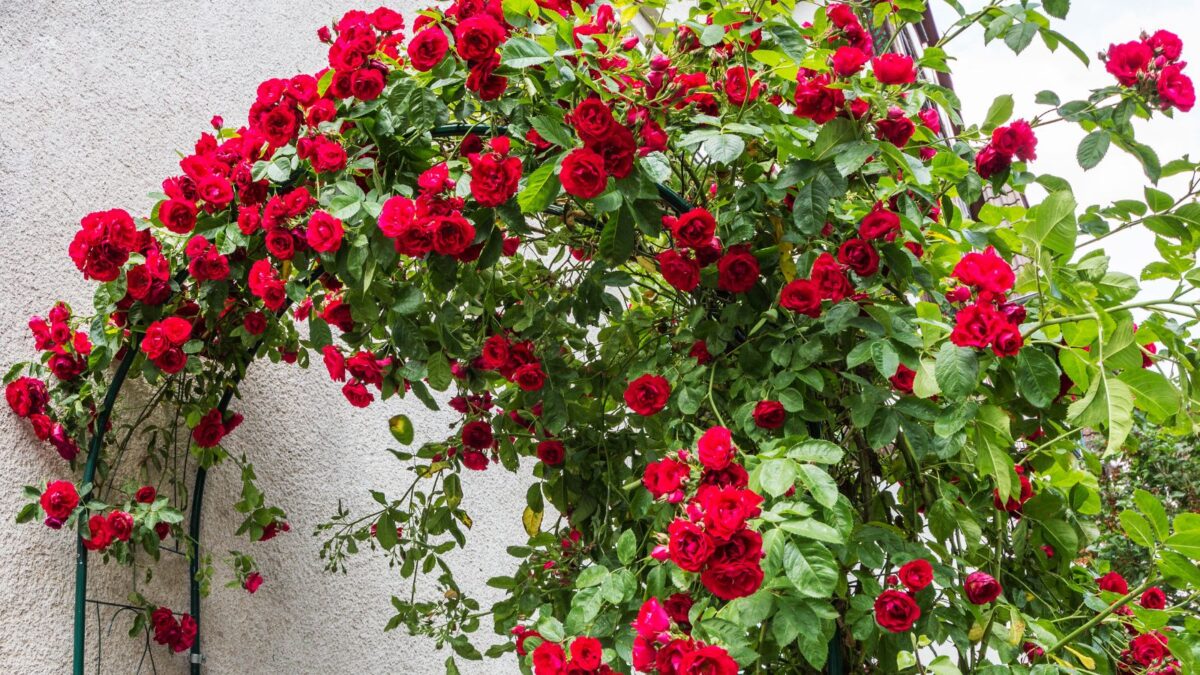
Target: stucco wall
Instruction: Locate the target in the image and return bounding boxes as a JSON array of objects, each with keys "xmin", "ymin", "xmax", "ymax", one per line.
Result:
[{"xmin": 0, "ymin": 3, "xmax": 526, "ymax": 672}]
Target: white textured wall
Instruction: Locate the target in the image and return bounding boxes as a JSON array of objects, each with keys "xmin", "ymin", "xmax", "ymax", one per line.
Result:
[{"xmin": 0, "ymin": 2, "xmax": 526, "ymax": 672}]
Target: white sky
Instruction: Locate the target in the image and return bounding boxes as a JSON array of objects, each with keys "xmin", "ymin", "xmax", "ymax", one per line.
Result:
[{"xmin": 929, "ymin": 0, "xmax": 1200, "ymax": 299}]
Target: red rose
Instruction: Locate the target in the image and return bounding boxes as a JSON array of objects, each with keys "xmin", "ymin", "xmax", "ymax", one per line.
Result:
[
  {"xmin": 1140, "ymin": 587, "xmax": 1167, "ymax": 610},
  {"xmin": 469, "ymin": 151, "xmax": 522, "ymax": 207},
  {"xmin": 265, "ymin": 227, "xmax": 296, "ymax": 260},
  {"xmin": 875, "ymin": 107, "xmax": 915, "ymax": 147},
  {"xmin": 513, "ymin": 362, "xmax": 546, "ymax": 391},
  {"xmin": 668, "ymin": 519, "xmax": 714, "ymax": 572},
  {"xmin": 716, "ymin": 245, "xmax": 759, "ymax": 294},
  {"xmin": 591, "ymin": 125, "xmax": 637, "ymax": 179},
  {"xmin": 794, "ymin": 75, "xmax": 845, "ymax": 124},
  {"xmin": 196, "ymin": 174, "xmax": 233, "ymax": 208},
  {"xmin": 657, "ymin": 639, "xmax": 696, "ymax": 674},
  {"xmin": 992, "ymin": 120, "xmax": 1038, "ymax": 161},
  {"xmin": 342, "ymin": 380, "xmax": 374, "ymax": 407},
  {"xmin": 1158, "ymin": 64, "xmax": 1195, "ymax": 113},
  {"xmin": 874, "ymin": 590, "xmax": 921, "ymax": 632},
  {"xmin": 974, "ymin": 144, "xmax": 1011, "ymax": 179},
  {"xmin": 859, "ymin": 202, "xmax": 901, "ymax": 241},
  {"xmin": 898, "ymin": 559, "xmax": 933, "ymax": 592},
  {"xmin": 780, "ymin": 278, "xmax": 822, "ymax": 317},
  {"xmin": 889, "ymin": 364, "xmax": 916, "ymax": 394},
  {"xmin": 990, "ymin": 321, "xmax": 1023, "ymax": 357},
  {"xmin": 243, "ymin": 571, "xmax": 264, "ymax": 594},
  {"xmin": 872, "ymin": 53, "xmax": 916, "ymax": 85},
  {"xmin": 186, "ymin": 237, "xmax": 230, "ymax": 281},
  {"xmin": 964, "ymin": 571, "xmax": 1002, "ymax": 604},
  {"xmin": 700, "ymin": 559, "xmax": 764, "ymax": 601},
  {"xmin": 837, "ymin": 238, "xmax": 880, "ymax": 276},
  {"xmin": 1097, "ymin": 571, "xmax": 1129, "ymax": 595},
  {"xmin": 624, "ymin": 374, "xmax": 670, "ymax": 416},
  {"xmin": 455, "ymin": 15, "xmax": 506, "ymax": 62},
  {"xmin": 40, "ymin": 480, "xmax": 79, "ymax": 521},
  {"xmin": 243, "ymin": 311, "xmax": 267, "ymax": 336},
  {"xmin": 832, "ymin": 46, "xmax": 869, "ymax": 76},
  {"xmin": 952, "ymin": 247, "xmax": 1014, "ymax": 294},
  {"xmin": 159, "ymin": 198, "xmax": 198, "ymax": 234},
  {"xmin": 560, "ymin": 148, "xmax": 609, "ymax": 199},
  {"xmin": 409, "ymin": 28, "xmax": 449, "ymax": 71},
  {"xmin": 811, "ymin": 252, "xmax": 853, "ymax": 302},
  {"xmin": 568, "ymin": 98, "xmax": 616, "ymax": 145},
  {"xmin": 83, "ymin": 514, "xmax": 113, "ymax": 551},
  {"xmin": 665, "ymin": 208, "xmax": 717, "ymax": 249},
  {"xmin": 697, "ymin": 426, "xmax": 735, "ymax": 470},
  {"xmin": 532, "ymin": 641, "xmax": 566, "ymax": 675},
  {"xmin": 723, "ymin": 66, "xmax": 761, "ymax": 105},
  {"xmin": 633, "ymin": 597, "xmax": 670, "ymax": 638},
  {"xmin": 465, "ymin": 56, "xmax": 508, "ymax": 100},
  {"xmin": 1129, "ymin": 631, "xmax": 1169, "ymax": 667},
  {"xmin": 643, "ymin": 458, "xmax": 690, "ymax": 499},
  {"xmin": 430, "ymin": 214, "xmax": 477, "ymax": 257},
  {"xmin": 658, "ymin": 249, "xmax": 701, "ymax": 292},
  {"xmin": 950, "ymin": 303, "xmax": 1001, "ymax": 350},
  {"xmin": 311, "ymin": 139, "xmax": 349, "ymax": 173},
  {"xmin": 536, "ymin": 440, "xmax": 564, "ymax": 466},
  {"xmin": 350, "ymin": 68, "xmax": 385, "ymax": 101},
  {"xmin": 569, "ymin": 636, "xmax": 602, "ymax": 671},
  {"xmin": 1147, "ymin": 30, "xmax": 1184, "ymax": 61},
  {"xmin": 461, "ymin": 420, "xmax": 494, "ymax": 449},
  {"xmin": 1105, "ymin": 40, "xmax": 1152, "ymax": 86},
  {"xmin": 678, "ymin": 644, "xmax": 739, "ymax": 675},
  {"xmin": 107, "ymin": 510, "xmax": 133, "ymax": 541},
  {"xmin": 827, "ymin": 3, "xmax": 859, "ymax": 28},
  {"xmin": 6, "ymin": 377, "xmax": 48, "ymax": 417},
  {"xmin": 192, "ymin": 408, "xmax": 229, "ymax": 448},
  {"xmin": 135, "ymin": 486, "xmax": 157, "ymax": 504},
  {"xmin": 306, "ymin": 211, "xmax": 344, "ymax": 253},
  {"xmin": 752, "ymin": 400, "xmax": 786, "ymax": 429},
  {"xmin": 700, "ymin": 487, "xmax": 762, "ymax": 541}
]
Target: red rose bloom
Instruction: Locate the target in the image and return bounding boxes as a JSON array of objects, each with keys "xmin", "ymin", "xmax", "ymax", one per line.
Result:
[
  {"xmin": 832, "ymin": 46, "xmax": 869, "ymax": 76},
  {"xmin": 408, "ymin": 27, "xmax": 449, "ymax": 71},
  {"xmin": 1140, "ymin": 586, "xmax": 1167, "ymax": 610},
  {"xmin": 716, "ymin": 245, "xmax": 759, "ymax": 294},
  {"xmin": 455, "ymin": 15, "xmax": 506, "ymax": 62},
  {"xmin": 890, "ymin": 364, "xmax": 916, "ymax": 394},
  {"xmin": 568, "ymin": 98, "xmax": 616, "ymax": 145},
  {"xmin": 536, "ymin": 440, "xmax": 564, "ymax": 466},
  {"xmin": 992, "ymin": 120, "xmax": 1038, "ymax": 161},
  {"xmin": 872, "ymin": 53, "xmax": 916, "ymax": 85},
  {"xmin": 875, "ymin": 107, "xmax": 915, "ymax": 147},
  {"xmin": 430, "ymin": 214, "xmax": 477, "ymax": 257},
  {"xmin": 135, "ymin": 486, "xmax": 157, "ymax": 504},
  {"xmin": 461, "ymin": 420, "xmax": 494, "ymax": 449},
  {"xmin": 668, "ymin": 519, "xmax": 714, "ymax": 572},
  {"xmin": 837, "ymin": 238, "xmax": 880, "ymax": 276},
  {"xmin": 723, "ymin": 66, "xmax": 761, "ymax": 106},
  {"xmin": 898, "ymin": 559, "xmax": 933, "ymax": 592},
  {"xmin": 678, "ymin": 645, "xmax": 739, "ymax": 675},
  {"xmin": 665, "ymin": 208, "xmax": 717, "ymax": 250},
  {"xmin": 243, "ymin": 572, "xmax": 264, "ymax": 594},
  {"xmin": 643, "ymin": 458, "xmax": 690, "ymax": 499},
  {"xmin": 350, "ymin": 68, "xmax": 385, "ymax": 101},
  {"xmin": 811, "ymin": 253, "xmax": 853, "ymax": 302},
  {"xmin": 950, "ymin": 303, "xmax": 1001, "ymax": 350},
  {"xmin": 990, "ymin": 321, "xmax": 1023, "ymax": 357},
  {"xmin": 159, "ymin": 198, "xmax": 198, "ymax": 234},
  {"xmin": 975, "ymin": 144, "xmax": 1011, "ymax": 179},
  {"xmin": 107, "ymin": 510, "xmax": 134, "ymax": 542},
  {"xmin": 560, "ymin": 148, "xmax": 609, "ymax": 199},
  {"xmin": 794, "ymin": 75, "xmax": 845, "ymax": 124},
  {"xmin": 532, "ymin": 641, "xmax": 566, "ymax": 675},
  {"xmin": 658, "ymin": 249, "xmax": 701, "ymax": 292},
  {"xmin": 306, "ymin": 211, "xmax": 344, "ymax": 253},
  {"xmin": 192, "ymin": 408, "xmax": 229, "ymax": 448},
  {"xmin": 1146, "ymin": 30, "xmax": 1184, "ymax": 61},
  {"xmin": 952, "ymin": 246, "xmax": 1014, "ymax": 294},
  {"xmin": 859, "ymin": 203, "xmax": 901, "ymax": 241},
  {"xmin": 964, "ymin": 571, "xmax": 1002, "ymax": 604},
  {"xmin": 569, "ymin": 636, "xmax": 602, "ymax": 671},
  {"xmin": 780, "ymin": 278, "xmax": 822, "ymax": 317},
  {"xmin": 513, "ymin": 362, "xmax": 547, "ymax": 391},
  {"xmin": 1105, "ymin": 40, "xmax": 1152, "ymax": 86},
  {"xmin": 874, "ymin": 590, "xmax": 921, "ymax": 632},
  {"xmin": 624, "ymin": 374, "xmax": 670, "ymax": 416},
  {"xmin": 752, "ymin": 400, "xmax": 786, "ymax": 429},
  {"xmin": 1129, "ymin": 631, "xmax": 1169, "ymax": 667},
  {"xmin": 700, "ymin": 560, "xmax": 764, "ymax": 600},
  {"xmin": 700, "ymin": 487, "xmax": 763, "ymax": 541},
  {"xmin": 1098, "ymin": 571, "xmax": 1129, "ymax": 595},
  {"xmin": 6, "ymin": 377, "xmax": 48, "ymax": 417},
  {"xmin": 1158, "ymin": 64, "xmax": 1196, "ymax": 113},
  {"xmin": 697, "ymin": 426, "xmax": 735, "ymax": 470},
  {"xmin": 40, "ymin": 480, "xmax": 79, "ymax": 521},
  {"xmin": 469, "ymin": 150, "xmax": 522, "ymax": 207}
]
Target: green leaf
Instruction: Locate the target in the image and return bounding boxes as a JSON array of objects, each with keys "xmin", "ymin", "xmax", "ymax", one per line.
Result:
[
  {"xmin": 783, "ymin": 541, "xmax": 839, "ymax": 598},
  {"xmin": 974, "ymin": 405, "xmax": 1015, "ymax": 500},
  {"xmin": 1043, "ymin": 0, "xmax": 1070, "ymax": 18},
  {"xmin": 376, "ymin": 512, "xmax": 398, "ymax": 550},
  {"xmin": 616, "ymin": 529, "xmax": 637, "ymax": 565},
  {"xmin": 1068, "ymin": 373, "xmax": 1134, "ymax": 454},
  {"xmin": 982, "ymin": 94, "xmax": 1014, "ymax": 131},
  {"xmin": 796, "ymin": 464, "xmax": 839, "ymax": 509},
  {"xmin": 1004, "ymin": 21, "xmax": 1037, "ymax": 54},
  {"xmin": 1134, "ymin": 489, "xmax": 1169, "ymax": 539},
  {"xmin": 791, "ymin": 164, "xmax": 845, "ymax": 236},
  {"xmin": 786, "ymin": 440, "xmax": 845, "ymax": 464},
  {"xmin": 426, "ymin": 352, "xmax": 453, "ymax": 391},
  {"xmin": 1035, "ymin": 90, "xmax": 1061, "ymax": 106},
  {"xmin": 518, "ymin": 161, "xmax": 561, "ymax": 214},
  {"xmin": 702, "ymin": 135, "xmax": 745, "ymax": 165},
  {"xmin": 530, "ymin": 115, "xmax": 574, "ymax": 149},
  {"xmin": 834, "ymin": 141, "xmax": 878, "ymax": 176},
  {"xmin": 1120, "ymin": 510, "xmax": 1156, "ymax": 547},
  {"xmin": 599, "ymin": 205, "xmax": 636, "ymax": 264},
  {"xmin": 1165, "ymin": 530, "xmax": 1200, "ymax": 560},
  {"xmin": 1024, "ymin": 190, "xmax": 1077, "ymax": 258},
  {"xmin": 389, "ymin": 414, "xmax": 414, "ymax": 445},
  {"xmin": 1016, "ymin": 348, "xmax": 1060, "ymax": 408},
  {"xmin": 1118, "ymin": 369, "xmax": 1180, "ymax": 423},
  {"xmin": 1076, "ymin": 131, "xmax": 1110, "ymax": 170},
  {"xmin": 935, "ymin": 343, "xmax": 978, "ymax": 399},
  {"xmin": 759, "ymin": 459, "xmax": 797, "ymax": 498},
  {"xmin": 500, "ymin": 37, "xmax": 553, "ymax": 68},
  {"xmin": 575, "ymin": 564, "xmax": 609, "ymax": 588}
]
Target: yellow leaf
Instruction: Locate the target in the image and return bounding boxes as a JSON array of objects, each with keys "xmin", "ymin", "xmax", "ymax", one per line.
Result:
[
  {"xmin": 389, "ymin": 414, "xmax": 414, "ymax": 445},
  {"xmin": 1063, "ymin": 646, "xmax": 1095, "ymax": 670},
  {"xmin": 1007, "ymin": 615, "xmax": 1025, "ymax": 646},
  {"xmin": 772, "ymin": 216, "xmax": 797, "ymax": 282},
  {"xmin": 522, "ymin": 506, "xmax": 543, "ymax": 537},
  {"xmin": 968, "ymin": 622, "xmax": 985, "ymax": 642}
]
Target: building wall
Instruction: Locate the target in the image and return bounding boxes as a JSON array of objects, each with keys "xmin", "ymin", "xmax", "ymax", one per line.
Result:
[{"xmin": 0, "ymin": 3, "xmax": 526, "ymax": 672}]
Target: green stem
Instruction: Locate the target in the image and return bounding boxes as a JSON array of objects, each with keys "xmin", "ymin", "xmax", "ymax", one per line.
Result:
[{"xmin": 1044, "ymin": 574, "xmax": 1159, "ymax": 657}]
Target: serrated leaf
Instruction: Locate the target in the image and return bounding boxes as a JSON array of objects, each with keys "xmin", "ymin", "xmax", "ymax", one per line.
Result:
[
  {"xmin": 599, "ymin": 205, "xmax": 636, "ymax": 263},
  {"xmin": 1016, "ymin": 348, "xmax": 1060, "ymax": 408},
  {"xmin": 1120, "ymin": 510, "xmax": 1156, "ymax": 547},
  {"xmin": 1118, "ymin": 369, "xmax": 1180, "ymax": 422},
  {"xmin": 500, "ymin": 37, "xmax": 552, "ymax": 69},
  {"xmin": 1025, "ymin": 190, "xmax": 1077, "ymax": 258},
  {"xmin": 786, "ymin": 440, "xmax": 844, "ymax": 464},
  {"xmin": 982, "ymin": 94, "xmax": 1014, "ymax": 131},
  {"xmin": 518, "ymin": 161, "xmax": 561, "ymax": 214},
  {"xmin": 1043, "ymin": 0, "xmax": 1069, "ymax": 18},
  {"xmin": 702, "ymin": 135, "xmax": 745, "ymax": 165},
  {"xmin": 935, "ymin": 343, "xmax": 978, "ymax": 399}
]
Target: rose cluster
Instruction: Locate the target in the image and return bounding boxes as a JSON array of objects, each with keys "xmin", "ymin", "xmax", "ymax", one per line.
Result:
[
  {"xmin": 560, "ymin": 98, "xmax": 637, "ymax": 200},
  {"xmin": 630, "ymin": 597, "xmax": 737, "ymax": 674},
  {"xmin": 874, "ymin": 562, "xmax": 1002, "ymax": 633},
  {"xmin": 947, "ymin": 246, "xmax": 1024, "ymax": 357},
  {"xmin": 975, "ymin": 120, "xmax": 1038, "ymax": 179},
  {"xmin": 150, "ymin": 607, "xmax": 197, "ymax": 654},
  {"xmin": 1105, "ymin": 30, "xmax": 1194, "ymax": 113},
  {"xmin": 322, "ymin": 345, "xmax": 394, "ymax": 408},
  {"xmin": 29, "ymin": 302, "xmax": 92, "ymax": 382},
  {"xmin": 376, "ymin": 164, "xmax": 478, "ymax": 261}
]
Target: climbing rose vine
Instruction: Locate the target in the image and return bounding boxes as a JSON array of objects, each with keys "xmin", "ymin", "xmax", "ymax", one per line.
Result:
[{"xmin": 7, "ymin": 0, "xmax": 1200, "ymax": 672}]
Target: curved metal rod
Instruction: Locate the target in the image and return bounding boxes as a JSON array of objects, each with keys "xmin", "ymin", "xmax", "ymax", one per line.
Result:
[{"xmin": 74, "ymin": 344, "xmax": 140, "ymax": 675}]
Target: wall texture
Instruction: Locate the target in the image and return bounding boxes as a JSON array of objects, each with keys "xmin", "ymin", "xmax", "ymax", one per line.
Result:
[{"xmin": 0, "ymin": 2, "xmax": 526, "ymax": 672}]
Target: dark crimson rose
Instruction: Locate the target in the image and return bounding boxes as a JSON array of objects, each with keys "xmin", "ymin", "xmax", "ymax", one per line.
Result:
[
  {"xmin": 469, "ymin": 150, "xmax": 522, "ymax": 206},
  {"xmin": 409, "ymin": 27, "xmax": 450, "ymax": 71},
  {"xmin": 532, "ymin": 641, "xmax": 566, "ymax": 675},
  {"xmin": 918, "ymin": 107, "xmax": 941, "ymax": 134},
  {"xmin": 875, "ymin": 107, "xmax": 915, "ymax": 147},
  {"xmin": 700, "ymin": 487, "xmax": 763, "ymax": 541},
  {"xmin": 1140, "ymin": 587, "xmax": 1167, "ymax": 610},
  {"xmin": 1158, "ymin": 64, "xmax": 1196, "ymax": 113},
  {"xmin": 560, "ymin": 147, "xmax": 609, "ymax": 199},
  {"xmin": 992, "ymin": 120, "xmax": 1038, "ymax": 161},
  {"xmin": 264, "ymin": 227, "xmax": 296, "ymax": 260},
  {"xmin": 678, "ymin": 645, "xmax": 739, "ymax": 675},
  {"xmin": 1129, "ymin": 631, "xmax": 1169, "ymax": 667},
  {"xmin": 568, "ymin": 98, "xmax": 616, "ymax": 144},
  {"xmin": 689, "ymin": 339, "xmax": 712, "ymax": 364},
  {"xmin": 196, "ymin": 174, "xmax": 233, "ymax": 207},
  {"xmin": 827, "ymin": 3, "xmax": 859, "ymax": 29},
  {"xmin": 752, "ymin": 400, "xmax": 786, "ymax": 429},
  {"xmin": 1098, "ymin": 571, "xmax": 1129, "ymax": 595},
  {"xmin": 811, "ymin": 252, "xmax": 853, "ymax": 302},
  {"xmin": 716, "ymin": 245, "xmax": 759, "ymax": 293},
  {"xmin": 243, "ymin": 311, "xmax": 267, "ymax": 336},
  {"xmin": 311, "ymin": 139, "xmax": 348, "ymax": 173},
  {"xmin": 40, "ymin": 480, "xmax": 79, "ymax": 521},
  {"xmin": 658, "ymin": 249, "xmax": 701, "ymax": 292},
  {"xmin": 667, "ymin": 519, "xmax": 714, "ymax": 572},
  {"xmin": 664, "ymin": 593, "xmax": 694, "ymax": 627},
  {"xmin": 477, "ymin": 334, "xmax": 510, "ymax": 370},
  {"xmin": 455, "ymin": 15, "xmax": 506, "ymax": 62},
  {"xmin": 697, "ymin": 426, "xmax": 734, "ymax": 470},
  {"xmin": 723, "ymin": 66, "xmax": 761, "ymax": 105},
  {"xmin": 859, "ymin": 202, "xmax": 901, "ymax": 241},
  {"xmin": 569, "ymin": 636, "xmax": 602, "ymax": 671},
  {"xmin": 950, "ymin": 303, "xmax": 1001, "ymax": 349},
  {"xmin": 186, "ymin": 237, "xmax": 230, "ymax": 281},
  {"xmin": 322, "ymin": 346, "xmax": 346, "ymax": 382},
  {"xmin": 1105, "ymin": 40, "xmax": 1152, "ymax": 86},
  {"xmin": 889, "ymin": 364, "xmax": 916, "ymax": 394},
  {"xmin": 989, "ymin": 321, "xmax": 1023, "ymax": 357},
  {"xmin": 6, "ymin": 377, "xmax": 48, "ymax": 417},
  {"xmin": 536, "ymin": 440, "xmax": 564, "ymax": 466},
  {"xmin": 872, "ymin": 53, "xmax": 916, "ymax": 84},
  {"xmin": 624, "ymin": 374, "xmax": 670, "ymax": 416},
  {"xmin": 159, "ymin": 198, "xmax": 198, "ymax": 234},
  {"xmin": 665, "ymin": 208, "xmax": 717, "ymax": 249},
  {"xmin": 461, "ymin": 420, "xmax": 494, "ymax": 449},
  {"xmin": 430, "ymin": 214, "xmax": 476, "ymax": 256},
  {"xmin": 135, "ymin": 485, "xmax": 157, "ymax": 504},
  {"xmin": 952, "ymin": 246, "xmax": 1014, "ymax": 294},
  {"xmin": 874, "ymin": 590, "xmax": 921, "ymax": 632},
  {"xmin": 794, "ymin": 75, "xmax": 845, "ymax": 124},
  {"xmin": 461, "ymin": 449, "xmax": 489, "ymax": 470},
  {"xmin": 964, "ymin": 571, "xmax": 1002, "ymax": 604},
  {"xmin": 780, "ymin": 278, "xmax": 822, "ymax": 317},
  {"xmin": 701, "ymin": 560, "xmax": 764, "ymax": 600},
  {"xmin": 350, "ymin": 67, "xmax": 385, "ymax": 101},
  {"xmin": 643, "ymin": 457, "xmax": 690, "ymax": 499},
  {"xmin": 710, "ymin": 529, "xmax": 763, "ymax": 567},
  {"xmin": 342, "ymin": 380, "xmax": 373, "ymax": 407},
  {"xmin": 107, "ymin": 510, "xmax": 133, "ymax": 542},
  {"xmin": 831, "ymin": 46, "xmax": 869, "ymax": 76},
  {"xmin": 656, "ymin": 639, "xmax": 696, "ymax": 675},
  {"xmin": 592, "ymin": 125, "xmax": 637, "ymax": 179},
  {"xmin": 465, "ymin": 57, "xmax": 508, "ymax": 100},
  {"xmin": 974, "ymin": 144, "xmax": 1011, "ymax": 179},
  {"xmin": 306, "ymin": 211, "xmax": 344, "ymax": 253},
  {"xmin": 837, "ymin": 237, "xmax": 879, "ymax": 276},
  {"xmin": 192, "ymin": 409, "xmax": 228, "ymax": 448},
  {"xmin": 83, "ymin": 514, "xmax": 113, "ymax": 551},
  {"xmin": 898, "ymin": 558, "xmax": 933, "ymax": 592},
  {"xmin": 512, "ymin": 362, "xmax": 546, "ymax": 391}
]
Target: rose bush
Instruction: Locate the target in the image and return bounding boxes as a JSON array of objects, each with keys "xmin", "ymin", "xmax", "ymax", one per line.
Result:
[{"xmin": 7, "ymin": 0, "xmax": 1200, "ymax": 672}]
